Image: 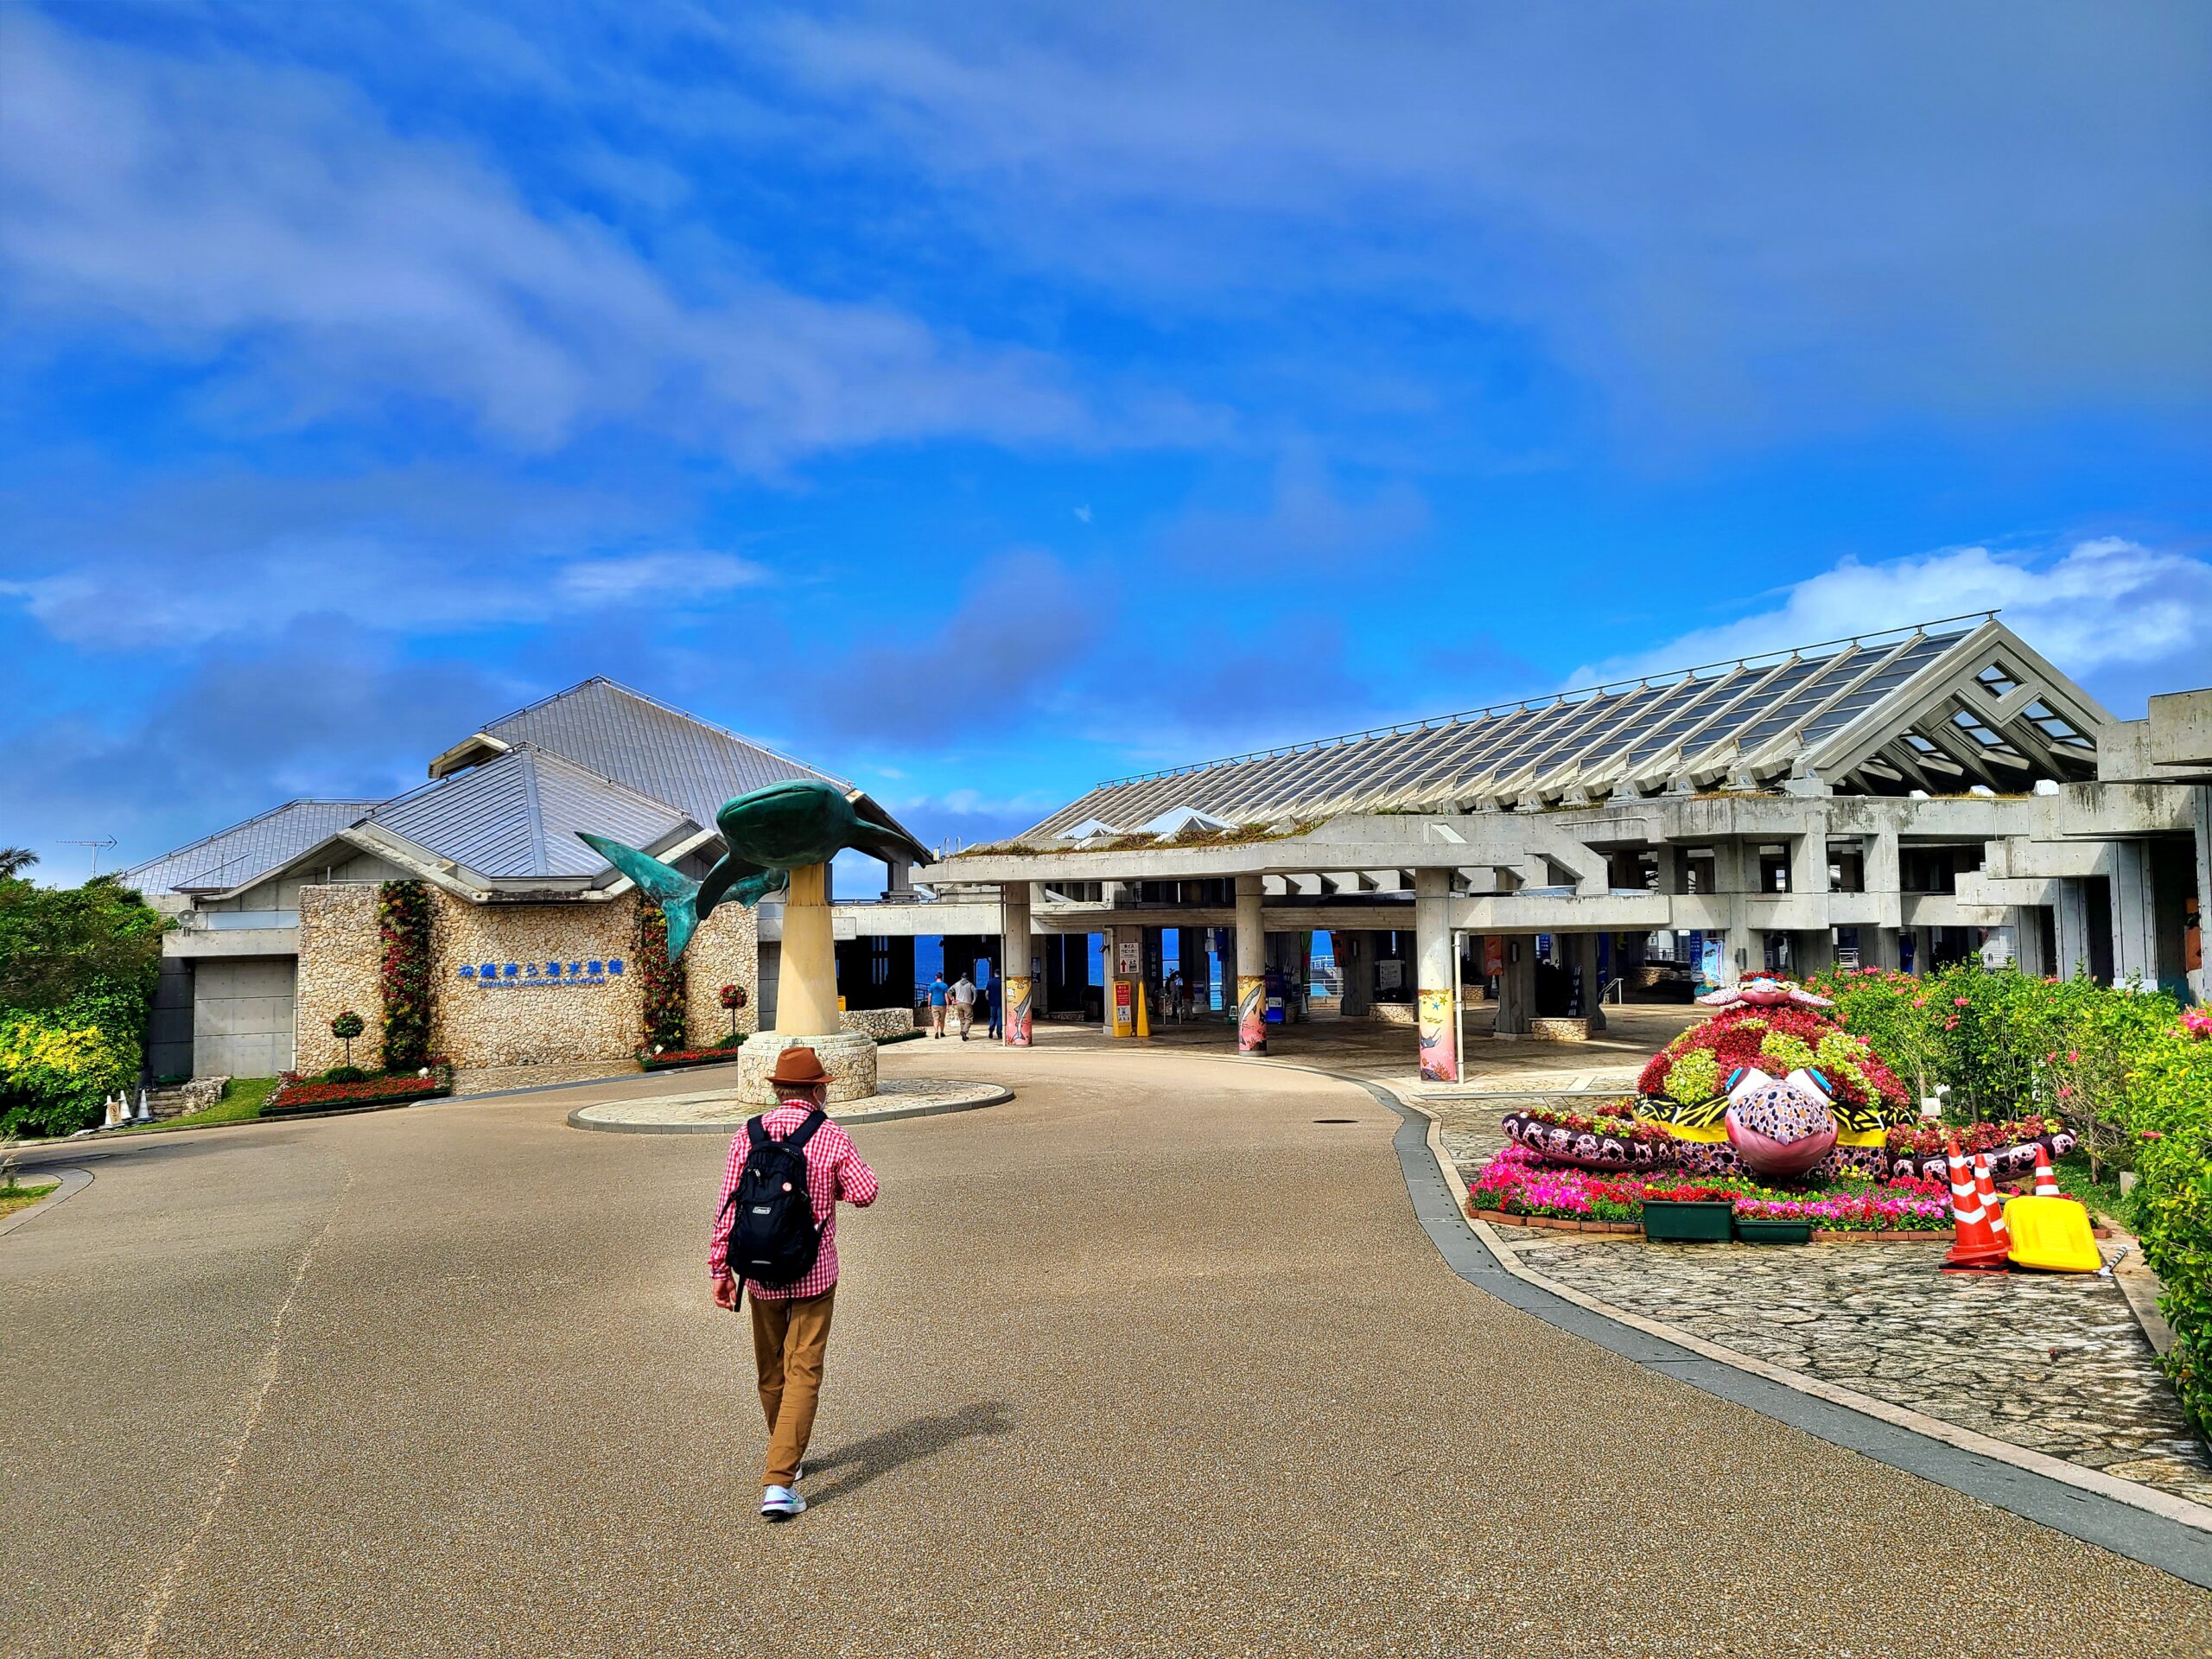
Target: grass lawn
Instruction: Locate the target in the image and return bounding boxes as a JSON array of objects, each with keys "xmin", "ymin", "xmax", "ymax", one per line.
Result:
[
  {"xmin": 2052, "ymin": 1154, "xmax": 2139, "ymax": 1231},
  {"xmin": 0, "ymin": 1180, "xmax": 60, "ymax": 1219},
  {"xmin": 117, "ymin": 1076, "xmax": 280, "ymax": 1134}
]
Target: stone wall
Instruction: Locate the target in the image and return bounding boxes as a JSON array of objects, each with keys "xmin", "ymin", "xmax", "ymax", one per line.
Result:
[
  {"xmin": 840, "ymin": 1006, "xmax": 913, "ymax": 1039},
  {"xmin": 430, "ymin": 891, "xmax": 645, "ymax": 1069},
  {"xmin": 682, "ymin": 903, "xmax": 762, "ymax": 1049},
  {"xmin": 295, "ymin": 884, "xmax": 762, "ymax": 1074},
  {"xmin": 295, "ymin": 885, "xmax": 384, "ymax": 1074}
]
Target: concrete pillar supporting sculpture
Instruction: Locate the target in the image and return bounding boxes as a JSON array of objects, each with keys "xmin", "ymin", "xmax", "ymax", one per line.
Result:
[
  {"xmin": 1001, "ymin": 883, "xmax": 1033, "ymax": 1046},
  {"xmin": 1235, "ymin": 873, "xmax": 1266, "ymax": 1054},
  {"xmin": 775, "ymin": 863, "xmax": 838, "ymax": 1035},
  {"xmin": 1414, "ymin": 868, "xmax": 1457, "ymax": 1082}
]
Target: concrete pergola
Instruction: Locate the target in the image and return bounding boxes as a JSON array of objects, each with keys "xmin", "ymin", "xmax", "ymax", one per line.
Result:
[{"xmin": 921, "ymin": 616, "xmax": 2206, "ymax": 1079}]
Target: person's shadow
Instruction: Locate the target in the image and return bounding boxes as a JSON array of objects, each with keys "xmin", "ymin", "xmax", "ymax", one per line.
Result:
[{"xmin": 803, "ymin": 1401, "xmax": 1014, "ymax": 1508}]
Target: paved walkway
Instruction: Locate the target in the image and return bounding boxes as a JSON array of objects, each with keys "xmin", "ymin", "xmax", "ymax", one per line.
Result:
[{"xmin": 6, "ymin": 1038, "xmax": 2206, "ymax": 1656}]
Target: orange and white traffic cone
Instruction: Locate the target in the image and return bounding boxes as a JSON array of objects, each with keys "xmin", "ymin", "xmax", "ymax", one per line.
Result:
[
  {"xmin": 1942, "ymin": 1137, "xmax": 2010, "ymax": 1274},
  {"xmin": 1974, "ymin": 1153, "xmax": 2012, "ymax": 1252},
  {"xmin": 2032, "ymin": 1144, "xmax": 2061, "ymax": 1198}
]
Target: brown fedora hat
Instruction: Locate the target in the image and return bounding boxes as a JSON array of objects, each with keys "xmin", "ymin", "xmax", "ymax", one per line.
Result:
[{"xmin": 766, "ymin": 1045, "xmax": 830, "ymax": 1087}]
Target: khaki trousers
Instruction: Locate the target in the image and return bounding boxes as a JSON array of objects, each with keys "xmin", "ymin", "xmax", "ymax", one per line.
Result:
[{"xmin": 749, "ymin": 1286, "xmax": 836, "ymax": 1488}]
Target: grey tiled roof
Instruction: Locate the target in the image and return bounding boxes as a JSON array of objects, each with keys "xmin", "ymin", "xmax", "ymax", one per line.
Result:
[
  {"xmin": 119, "ymin": 799, "xmax": 380, "ymax": 895},
  {"xmin": 369, "ymin": 746, "xmax": 694, "ymax": 879},
  {"xmin": 476, "ymin": 677, "xmax": 842, "ymax": 828}
]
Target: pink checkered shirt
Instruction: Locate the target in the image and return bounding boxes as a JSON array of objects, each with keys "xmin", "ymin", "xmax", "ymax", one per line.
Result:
[{"xmin": 709, "ymin": 1100, "xmax": 878, "ymax": 1300}]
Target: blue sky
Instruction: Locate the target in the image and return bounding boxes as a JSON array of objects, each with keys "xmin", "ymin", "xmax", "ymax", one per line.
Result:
[{"xmin": 3, "ymin": 2, "xmax": 2208, "ymax": 880}]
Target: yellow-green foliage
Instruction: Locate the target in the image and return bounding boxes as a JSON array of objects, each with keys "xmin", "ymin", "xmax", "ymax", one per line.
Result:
[{"xmin": 0, "ymin": 1012, "xmax": 136, "ymax": 1135}]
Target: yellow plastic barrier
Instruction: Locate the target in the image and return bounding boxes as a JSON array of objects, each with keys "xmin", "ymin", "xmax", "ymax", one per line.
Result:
[{"xmin": 2002, "ymin": 1194, "xmax": 2102, "ymax": 1274}]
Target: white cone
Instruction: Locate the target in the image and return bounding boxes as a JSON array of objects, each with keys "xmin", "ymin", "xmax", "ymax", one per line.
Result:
[{"xmin": 135, "ymin": 1087, "xmax": 151, "ymax": 1123}]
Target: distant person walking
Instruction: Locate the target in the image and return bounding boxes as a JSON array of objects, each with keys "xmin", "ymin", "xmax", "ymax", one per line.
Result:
[
  {"xmin": 950, "ymin": 972, "xmax": 977, "ymax": 1040},
  {"xmin": 927, "ymin": 971, "xmax": 949, "ymax": 1037},
  {"xmin": 710, "ymin": 1046, "xmax": 878, "ymax": 1522},
  {"xmin": 984, "ymin": 978, "xmax": 1001, "ymax": 1039}
]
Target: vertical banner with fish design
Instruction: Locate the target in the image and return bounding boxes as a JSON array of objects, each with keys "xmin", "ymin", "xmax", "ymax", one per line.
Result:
[
  {"xmin": 1237, "ymin": 976, "xmax": 1267, "ymax": 1054},
  {"xmin": 1418, "ymin": 987, "xmax": 1459, "ymax": 1083}
]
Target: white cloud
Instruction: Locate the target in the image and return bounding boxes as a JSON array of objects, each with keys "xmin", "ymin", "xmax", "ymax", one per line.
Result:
[
  {"xmin": 1568, "ymin": 537, "xmax": 2212, "ymax": 712},
  {"xmin": 555, "ymin": 551, "xmax": 766, "ymax": 605},
  {"xmin": 0, "ymin": 12, "xmax": 1096, "ymax": 466}
]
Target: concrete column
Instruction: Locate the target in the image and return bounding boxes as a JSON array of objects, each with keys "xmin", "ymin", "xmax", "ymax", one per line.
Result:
[
  {"xmin": 2192, "ymin": 785, "xmax": 2211, "ymax": 1005},
  {"xmin": 1796, "ymin": 928, "xmax": 1835, "ymax": 981},
  {"xmin": 1001, "ymin": 884, "xmax": 1033, "ymax": 1046},
  {"xmin": 2012, "ymin": 906, "xmax": 2049, "ymax": 978},
  {"xmin": 1414, "ymin": 868, "xmax": 1458, "ymax": 1082},
  {"xmin": 2110, "ymin": 841, "xmax": 2160, "ymax": 988},
  {"xmin": 1235, "ymin": 874, "xmax": 1266, "ymax": 1054},
  {"xmin": 1337, "ymin": 931, "xmax": 1373, "ymax": 1017},
  {"xmin": 1569, "ymin": 932, "xmax": 1606, "ymax": 1032},
  {"xmin": 1709, "ymin": 841, "xmax": 1746, "ymax": 986},
  {"xmin": 2053, "ymin": 879, "xmax": 2093, "ymax": 980},
  {"xmin": 1495, "ymin": 938, "xmax": 1536, "ymax": 1037},
  {"xmin": 1789, "ymin": 833, "xmax": 1830, "ymax": 895},
  {"xmin": 1654, "ymin": 843, "xmax": 1685, "ymax": 896}
]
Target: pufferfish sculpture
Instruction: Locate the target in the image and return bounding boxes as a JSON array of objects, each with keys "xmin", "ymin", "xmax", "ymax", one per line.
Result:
[{"xmin": 579, "ymin": 779, "xmax": 931, "ymax": 963}]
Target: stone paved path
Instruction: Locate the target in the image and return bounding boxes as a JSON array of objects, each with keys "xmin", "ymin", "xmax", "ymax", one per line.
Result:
[{"xmin": 1428, "ymin": 1084, "xmax": 2212, "ymax": 1511}]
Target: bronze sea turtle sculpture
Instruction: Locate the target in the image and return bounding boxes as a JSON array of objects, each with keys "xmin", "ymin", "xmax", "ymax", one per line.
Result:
[{"xmin": 578, "ymin": 779, "xmax": 931, "ymax": 962}]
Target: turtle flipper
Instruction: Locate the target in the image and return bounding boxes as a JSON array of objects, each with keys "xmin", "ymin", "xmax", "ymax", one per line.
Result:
[{"xmin": 577, "ymin": 833, "xmax": 702, "ymax": 962}]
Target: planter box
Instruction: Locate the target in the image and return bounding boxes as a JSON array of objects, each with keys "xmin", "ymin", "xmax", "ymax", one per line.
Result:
[
  {"xmin": 1527, "ymin": 1017, "xmax": 1589, "ymax": 1044},
  {"xmin": 1640, "ymin": 1199, "xmax": 1733, "ymax": 1243},
  {"xmin": 1735, "ymin": 1217, "xmax": 1814, "ymax": 1245}
]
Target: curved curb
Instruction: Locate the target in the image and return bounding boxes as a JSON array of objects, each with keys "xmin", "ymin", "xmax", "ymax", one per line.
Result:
[
  {"xmin": 0, "ymin": 1166, "xmax": 91, "ymax": 1236},
  {"xmin": 566, "ymin": 1084, "xmax": 1013, "ymax": 1135},
  {"xmin": 1135, "ymin": 1044, "xmax": 2212, "ymax": 1588},
  {"xmin": 1342, "ymin": 1072, "xmax": 2212, "ymax": 1589}
]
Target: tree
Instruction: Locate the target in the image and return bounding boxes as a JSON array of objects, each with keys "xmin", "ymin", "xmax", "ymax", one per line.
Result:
[{"xmin": 331, "ymin": 1009, "xmax": 365, "ymax": 1068}]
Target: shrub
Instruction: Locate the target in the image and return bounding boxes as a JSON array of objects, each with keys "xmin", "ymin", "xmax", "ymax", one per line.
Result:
[
  {"xmin": 2127, "ymin": 1020, "xmax": 2212, "ymax": 1433},
  {"xmin": 321, "ymin": 1065, "xmax": 371, "ymax": 1084},
  {"xmin": 378, "ymin": 881, "xmax": 434, "ymax": 1071},
  {"xmin": 638, "ymin": 906, "xmax": 686, "ymax": 1052},
  {"xmin": 0, "ymin": 1011, "xmax": 137, "ymax": 1136}
]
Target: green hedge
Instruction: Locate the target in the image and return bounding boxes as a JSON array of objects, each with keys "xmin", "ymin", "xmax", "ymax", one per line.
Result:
[
  {"xmin": 2127, "ymin": 1029, "xmax": 2212, "ymax": 1431},
  {"xmin": 1810, "ymin": 962, "xmax": 2212, "ymax": 1431}
]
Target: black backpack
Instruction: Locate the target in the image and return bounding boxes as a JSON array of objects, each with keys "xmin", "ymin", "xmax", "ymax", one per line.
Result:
[{"xmin": 720, "ymin": 1109, "xmax": 827, "ymax": 1289}]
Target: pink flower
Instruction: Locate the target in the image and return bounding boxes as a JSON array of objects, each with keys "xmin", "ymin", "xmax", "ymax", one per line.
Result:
[
  {"xmin": 2057, "ymin": 1085, "xmax": 2073, "ymax": 1098},
  {"xmin": 1954, "ymin": 997, "xmax": 1970, "ymax": 1007},
  {"xmin": 2068, "ymin": 1050, "xmax": 2079, "ymax": 1063}
]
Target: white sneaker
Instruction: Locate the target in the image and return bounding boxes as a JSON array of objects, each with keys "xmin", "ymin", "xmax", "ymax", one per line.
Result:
[{"xmin": 760, "ymin": 1485, "xmax": 805, "ymax": 1521}]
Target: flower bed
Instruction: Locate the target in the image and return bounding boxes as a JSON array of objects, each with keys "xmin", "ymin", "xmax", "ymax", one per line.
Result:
[
  {"xmin": 1466, "ymin": 1144, "xmax": 1952, "ymax": 1234},
  {"xmin": 638, "ymin": 1046, "xmax": 747, "ymax": 1072},
  {"xmin": 1637, "ymin": 998, "xmax": 1909, "ymax": 1133},
  {"xmin": 268, "ymin": 1070, "xmax": 452, "ymax": 1115}
]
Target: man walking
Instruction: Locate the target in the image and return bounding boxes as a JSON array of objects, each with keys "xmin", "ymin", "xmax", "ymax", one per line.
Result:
[
  {"xmin": 950, "ymin": 971, "xmax": 976, "ymax": 1040},
  {"xmin": 710, "ymin": 1046, "xmax": 878, "ymax": 1522},
  {"xmin": 983, "ymin": 976, "xmax": 1001, "ymax": 1039},
  {"xmin": 926, "ymin": 970, "xmax": 949, "ymax": 1037}
]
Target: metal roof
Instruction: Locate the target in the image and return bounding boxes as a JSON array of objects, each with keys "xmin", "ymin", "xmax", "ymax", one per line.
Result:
[
  {"xmin": 445, "ymin": 677, "xmax": 844, "ymax": 828},
  {"xmin": 119, "ymin": 799, "xmax": 383, "ymax": 895},
  {"xmin": 1022, "ymin": 616, "xmax": 2110, "ymax": 838},
  {"xmin": 369, "ymin": 745, "xmax": 694, "ymax": 880}
]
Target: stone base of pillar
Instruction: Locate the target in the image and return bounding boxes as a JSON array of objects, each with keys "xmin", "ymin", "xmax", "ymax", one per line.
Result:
[
  {"xmin": 1236, "ymin": 976, "xmax": 1267, "ymax": 1053},
  {"xmin": 734, "ymin": 1032, "xmax": 878, "ymax": 1104},
  {"xmin": 1002, "ymin": 975, "xmax": 1033, "ymax": 1046}
]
